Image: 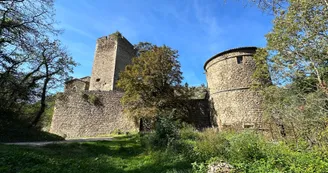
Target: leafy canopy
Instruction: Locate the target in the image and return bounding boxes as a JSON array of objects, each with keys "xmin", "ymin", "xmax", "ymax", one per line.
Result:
[
  {"xmin": 251, "ymin": 0, "xmax": 328, "ymax": 143},
  {"xmin": 254, "ymin": 0, "xmax": 328, "ymax": 92},
  {"xmin": 117, "ymin": 43, "xmax": 183, "ymax": 120}
]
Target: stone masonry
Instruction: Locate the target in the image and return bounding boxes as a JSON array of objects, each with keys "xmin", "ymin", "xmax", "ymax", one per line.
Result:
[
  {"xmin": 89, "ymin": 33, "xmax": 136, "ymax": 91},
  {"xmin": 50, "ymin": 32, "xmax": 263, "ymax": 138},
  {"xmin": 204, "ymin": 47, "xmax": 262, "ymax": 130},
  {"xmin": 50, "ymin": 91, "xmax": 137, "ymax": 138}
]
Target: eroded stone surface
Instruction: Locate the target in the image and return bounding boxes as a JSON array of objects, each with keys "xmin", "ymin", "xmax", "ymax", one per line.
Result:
[
  {"xmin": 205, "ymin": 48, "xmax": 263, "ymax": 130},
  {"xmin": 89, "ymin": 34, "xmax": 136, "ymax": 91},
  {"xmin": 50, "ymin": 91, "xmax": 137, "ymax": 138}
]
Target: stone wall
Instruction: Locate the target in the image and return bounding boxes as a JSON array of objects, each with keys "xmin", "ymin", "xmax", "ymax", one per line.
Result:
[
  {"xmin": 50, "ymin": 91, "xmax": 137, "ymax": 138},
  {"xmin": 184, "ymin": 99, "xmax": 212, "ymax": 129},
  {"xmin": 64, "ymin": 79, "xmax": 89, "ymax": 92},
  {"xmin": 113, "ymin": 36, "xmax": 136, "ymax": 90},
  {"xmin": 204, "ymin": 47, "xmax": 262, "ymax": 130},
  {"xmin": 89, "ymin": 34, "xmax": 136, "ymax": 91},
  {"xmin": 89, "ymin": 35, "xmax": 117, "ymax": 90}
]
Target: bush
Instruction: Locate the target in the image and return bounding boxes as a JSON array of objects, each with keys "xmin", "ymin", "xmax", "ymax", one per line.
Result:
[
  {"xmin": 140, "ymin": 124, "xmax": 328, "ymax": 172},
  {"xmin": 139, "ymin": 113, "xmax": 181, "ymax": 150},
  {"xmin": 228, "ymin": 131, "xmax": 266, "ymax": 163},
  {"xmin": 153, "ymin": 115, "xmax": 180, "ymax": 148},
  {"xmin": 193, "ymin": 128, "xmax": 230, "ymax": 162},
  {"xmin": 179, "ymin": 124, "xmax": 198, "ymax": 141}
]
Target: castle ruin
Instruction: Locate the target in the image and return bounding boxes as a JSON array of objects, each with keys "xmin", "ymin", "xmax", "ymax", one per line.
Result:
[
  {"xmin": 204, "ymin": 47, "xmax": 262, "ymax": 130},
  {"xmin": 50, "ymin": 32, "xmax": 262, "ymax": 138}
]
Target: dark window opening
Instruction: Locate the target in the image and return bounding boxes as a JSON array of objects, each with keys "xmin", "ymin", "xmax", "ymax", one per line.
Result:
[
  {"xmin": 237, "ymin": 56, "xmax": 243, "ymax": 64},
  {"xmin": 243, "ymin": 124, "xmax": 254, "ymax": 129},
  {"xmin": 96, "ymin": 78, "xmax": 100, "ymax": 82}
]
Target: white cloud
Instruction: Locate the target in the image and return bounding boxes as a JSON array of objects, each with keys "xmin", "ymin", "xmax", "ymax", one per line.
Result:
[
  {"xmin": 193, "ymin": 0, "xmax": 223, "ymax": 38},
  {"xmin": 61, "ymin": 24, "xmax": 96, "ymax": 40}
]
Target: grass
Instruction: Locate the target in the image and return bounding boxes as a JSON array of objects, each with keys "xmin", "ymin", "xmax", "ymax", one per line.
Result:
[
  {"xmin": 0, "ymin": 135, "xmax": 192, "ymax": 173},
  {"xmin": 0, "ymin": 127, "xmax": 64, "ymax": 143},
  {"xmin": 0, "ymin": 120, "xmax": 64, "ymax": 143}
]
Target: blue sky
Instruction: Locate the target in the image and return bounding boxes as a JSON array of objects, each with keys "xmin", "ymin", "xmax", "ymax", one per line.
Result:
[{"xmin": 54, "ymin": 0, "xmax": 273, "ymax": 86}]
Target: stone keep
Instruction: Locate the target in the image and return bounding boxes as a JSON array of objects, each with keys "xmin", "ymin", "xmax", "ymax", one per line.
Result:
[
  {"xmin": 89, "ymin": 33, "xmax": 136, "ymax": 91},
  {"xmin": 50, "ymin": 31, "xmax": 262, "ymax": 138},
  {"xmin": 204, "ymin": 47, "xmax": 262, "ymax": 130}
]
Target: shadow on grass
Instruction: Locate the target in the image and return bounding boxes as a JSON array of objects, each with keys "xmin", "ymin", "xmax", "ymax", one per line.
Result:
[
  {"xmin": 0, "ymin": 135, "xmax": 192, "ymax": 173},
  {"xmin": 42, "ymin": 135, "xmax": 144, "ymax": 159},
  {"xmin": 0, "ymin": 117, "xmax": 64, "ymax": 143}
]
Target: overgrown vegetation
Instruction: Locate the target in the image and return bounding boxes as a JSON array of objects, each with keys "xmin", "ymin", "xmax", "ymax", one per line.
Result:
[
  {"xmin": 0, "ymin": 95, "xmax": 62, "ymax": 142},
  {"xmin": 2, "ymin": 126, "xmax": 328, "ymax": 173},
  {"xmin": 1, "ymin": 0, "xmax": 328, "ymax": 172},
  {"xmin": 0, "ymin": 0, "xmax": 76, "ymax": 136},
  {"xmin": 251, "ymin": 0, "xmax": 328, "ymax": 145},
  {"xmin": 82, "ymin": 93, "xmax": 102, "ymax": 106},
  {"xmin": 117, "ymin": 42, "xmax": 194, "ymax": 130},
  {"xmin": 0, "ymin": 135, "xmax": 192, "ymax": 173}
]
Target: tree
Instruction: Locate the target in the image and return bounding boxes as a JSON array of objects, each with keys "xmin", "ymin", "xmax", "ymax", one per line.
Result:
[
  {"xmin": 0, "ymin": 0, "xmax": 59, "ymax": 112},
  {"xmin": 117, "ymin": 43, "xmax": 183, "ymax": 122},
  {"xmin": 30, "ymin": 39, "xmax": 76, "ymax": 127},
  {"xmin": 240, "ymin": 0, "xmax": 287, "ymax": 14},
  {"xmin": 266, "ymin": 0, "xmax": 327, "ymax": 93},
  {"xmin": 251, "ymin": 0, "xmax": 328, "ymax": 144},
  {"xmin": 0, "ymin": 0, "xmax": 76, "ymax": 128}
]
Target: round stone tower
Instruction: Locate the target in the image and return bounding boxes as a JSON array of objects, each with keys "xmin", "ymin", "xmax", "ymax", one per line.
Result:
[{"xmin": 204, "ymin": 47, "xmax": 262, "ymax": 130}]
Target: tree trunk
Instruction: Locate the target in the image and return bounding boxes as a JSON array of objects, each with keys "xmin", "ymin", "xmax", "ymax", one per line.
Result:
[
  {"xmin": 30, "ymin": 56, "xmax": 50, "ymax": 128},
  {"xmin": 30, "ymin": 77, "xmax": 49, "ymax": 127}
]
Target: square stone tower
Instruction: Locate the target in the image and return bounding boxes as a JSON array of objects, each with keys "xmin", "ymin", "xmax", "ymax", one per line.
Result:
[{"xmin": 89, "ymin": 32, "xmax": 136, "ymax": 91}]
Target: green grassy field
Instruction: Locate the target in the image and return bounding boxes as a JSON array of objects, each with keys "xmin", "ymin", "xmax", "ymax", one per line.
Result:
[{"xmin": 0, "ymin": 135, "xmax": 192, "ymax": 173}]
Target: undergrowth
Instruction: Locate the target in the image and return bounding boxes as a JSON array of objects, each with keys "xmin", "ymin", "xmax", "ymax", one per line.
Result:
[{"xmin": 2, "ymin": 118, "xmax": 328, "ymax": 173}]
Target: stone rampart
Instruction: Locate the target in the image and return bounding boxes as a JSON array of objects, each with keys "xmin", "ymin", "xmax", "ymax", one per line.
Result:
[{"xmin": 50, "ymin": 91, "xmax": 137, "ymax": 138}]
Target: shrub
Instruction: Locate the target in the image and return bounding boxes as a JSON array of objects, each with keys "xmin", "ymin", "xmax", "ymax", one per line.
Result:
[
  {"xmin": 191, "ymin": 161, "xmax": 207, "ymax": 173},
  {"xmin": 229, "ymin": 134, "xmax": 328, "ymax": 172},
  {"xmin": 228, "ymin": 131, "xmax": 266, "ymax": 163},
  {"xmin": 179, "ymin": 124, "xmax": 198, "ymax": 141},
  {"xmin": 193, "ymin": 128, "xmax": 230, "ymax": 162},
  {"xmin": 81, "ymin": 93, "xmax": 102, "ymax": 106},
  {"xmin": 152, "ymin": 114, "xmax": 180, "ymax": 148}
]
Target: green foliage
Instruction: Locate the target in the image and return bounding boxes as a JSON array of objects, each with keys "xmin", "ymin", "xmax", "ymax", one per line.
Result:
[
  {"xmin": 3, "ymin": 129, "xmax": 328, "ymax": 172},
  {"xmin": 228, "ymin": 132, "xmax": 266, "ymax": 163},
  {"xmin": 117, "ymin": 43, "xmax": 183, "ymax": 120},
  {"xmin": 264, "ymin": 0, "xmax": 328, "ymax": 92},
  {"xmin": 111, "ymin": 31, "xmax": 122, "ymax": 39},
  {"xmin": 252, "ymin": 48, "xmax": 271, "ymax": 89},
  {"xmin": 233, "ymin": 141, "xmax": 328, "ymax": 173},
  {"xmin": 179, "ymin": 124, "xmax": 199, "ymax": 141},
  {"xmin": 0, "ymin": 1, "xmax": 76, "ymax": 127},
  {"xmin": 82, "ymin": 93, "xmax": 102, "ymax": 106},
  {"xmin": 260, "ymin": 86, "xmax": 328, "ymax": 145},
  {"xmin": 193, "ymin": 129, "xmax": 229, "ymax": 161},
  {"xmin": 153, "ymin": 114, "xmax": 180, "ymax": 148},
  {"xmin": 251, "ymin": 0, "xmax": 328, "ymax": 148},
  {"xmin": 140, "ymin": 112, "xmax": 181, "ymax": 149},
  {"xmin": 0, "ymin": 114, "xmax": 64, "ymax": 142},
  {"xmin": 0, "ymin": 95, "xmax": 59, "ymax": 142},
  {"xmin": 22, "ymin": 95, "xmax": 56, "ymax": 131},
  {"xmin": 0, "ymin": 135, "xmax": 193, "ymax": 173},
  {"xmin": 191, "ymin": 162, "xmax": 208, "ymax": 173},
  {"xmin": 189, "ymin": 130, "xmax": 328, "ymax": 173}
]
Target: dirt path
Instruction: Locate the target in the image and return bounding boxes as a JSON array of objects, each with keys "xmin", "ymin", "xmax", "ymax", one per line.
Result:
[{"xmin": 3, "ymin": 137, "xmax": 113, "ymax": 146}]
